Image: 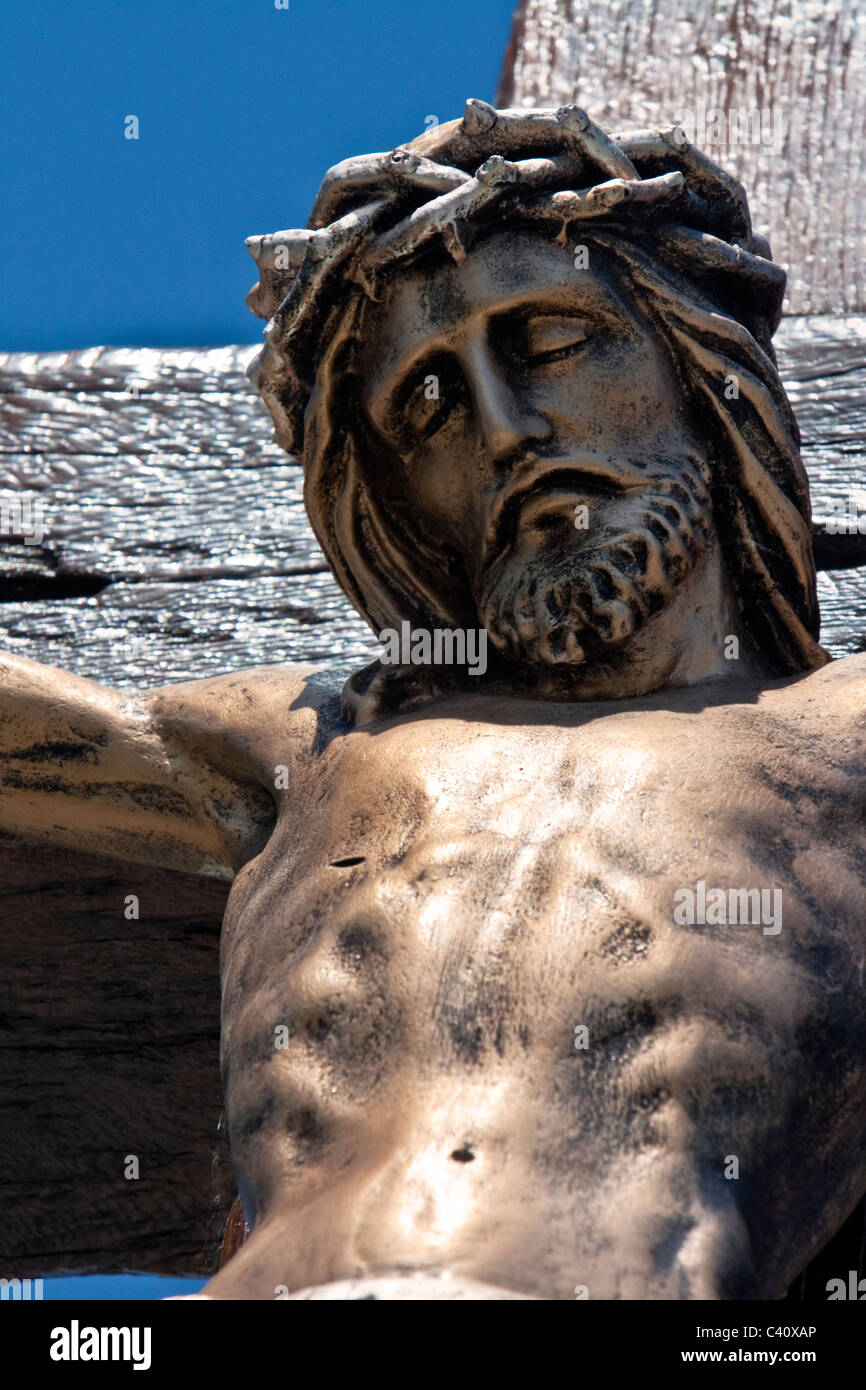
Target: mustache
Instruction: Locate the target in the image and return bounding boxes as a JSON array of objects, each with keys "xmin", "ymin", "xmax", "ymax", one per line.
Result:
[
  {"xmin": 477, "ymin": 453, "xmax": 713, "ymax": 668},
  {"xmin": 481, "ymin": 453, "xmax": 654, "ymax": 573}
]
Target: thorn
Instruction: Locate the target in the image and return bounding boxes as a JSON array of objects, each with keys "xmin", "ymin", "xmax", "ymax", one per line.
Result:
[
  {"xmin": 390, "ymin": 147, "xmax": 420, "ymax": 171},
  {"xmin": 475, "ymin": 155, "xmax": 518, "ymax": 186},
  {"xmin": 557, "ymin": 104, "xmax": 591, "ymax": 133},
  {"xmin": 463, "ymin": 98, "xmax": 497, "ymax": 135}
]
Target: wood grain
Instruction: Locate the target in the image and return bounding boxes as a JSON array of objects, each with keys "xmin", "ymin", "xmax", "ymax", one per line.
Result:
[
  {"xmin": 498, "ymin": 0, "xmax": 866, "ymax": 316},
  {"xmin": 0, "ymin": 834, "xmax": 233, "ymax": 1277},
  {"xmin": 1, "ymin": 330, "xmax": 863, "ymax": 683}
]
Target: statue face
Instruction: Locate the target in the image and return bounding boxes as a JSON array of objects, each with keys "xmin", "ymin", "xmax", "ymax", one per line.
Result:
[{"xmin": 360, "ymin": 226, "xmax": 714, "ymax": 669}]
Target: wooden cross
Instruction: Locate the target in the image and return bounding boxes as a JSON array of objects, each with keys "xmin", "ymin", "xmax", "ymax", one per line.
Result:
[{"xmin": 1, "ymin": 0, "xmax": 864, "ymax": 1288}]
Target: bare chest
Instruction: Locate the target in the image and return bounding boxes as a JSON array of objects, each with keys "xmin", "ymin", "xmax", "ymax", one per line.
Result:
[
  {"xmin": 224, "ymin": 697, "xmax": 866, "ymax": 1043},
  {"xmin": 219, "ymin": 693, "xmax": 866, "ymax": 1294}
]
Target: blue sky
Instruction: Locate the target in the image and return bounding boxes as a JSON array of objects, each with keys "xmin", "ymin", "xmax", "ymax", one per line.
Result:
[
  {"xmin": 40, "ymin": 1274, "xmax": 208, "ymax": 1300},
  {"xmin": 0, "ymin": 0, "xmax": 517, "ymax": 352},
  {"xmin": 0, "ymin": 0, "xmax": 515, "ymax": 1298}
]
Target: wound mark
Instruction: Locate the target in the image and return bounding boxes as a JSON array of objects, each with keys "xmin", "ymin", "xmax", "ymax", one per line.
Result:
[
  {"xmin": 330, "ymin": 856, "xmax": 366, "ymax": 868},
  {"xmin": 603, "ymin": 917, "xmax": 651, "ymax": 966},
  {"xmin": 337, "ymin": 922, "xmax": 386, "ymax": 965},
  {"xmin": 450, "ymin": 1147, "xmax": 475, "ymax": 1163},
  {"xmin": 286, "ymin": 1105, "xmax": 329, "ymax": 1161}
]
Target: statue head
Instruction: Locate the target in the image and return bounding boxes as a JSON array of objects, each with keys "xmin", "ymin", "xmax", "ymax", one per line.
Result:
[{"xmin": 245, "ymin": 101, "xmax": 827, "ymax": 716}]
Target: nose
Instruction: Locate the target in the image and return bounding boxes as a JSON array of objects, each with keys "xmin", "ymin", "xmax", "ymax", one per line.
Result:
[{"xmin": 460, "ymin": 334, "xmax": 552, "ymax": 465}]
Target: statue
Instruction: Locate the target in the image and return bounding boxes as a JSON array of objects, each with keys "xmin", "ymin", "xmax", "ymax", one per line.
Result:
[{"xmin": 2, "ymin": 102, "xmax": 864, "ymax": 1301}]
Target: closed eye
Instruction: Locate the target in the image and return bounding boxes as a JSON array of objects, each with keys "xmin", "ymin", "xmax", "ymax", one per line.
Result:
[
  {"xmin": 405, "ymin": 383, "xmax": 452, "ymax": 439},
  {"xmin": 399, "ymin": 357, "xmax": 467, "ymax": 441},
  {"xmin": 522, "ymin": 314, "xmax": 592, "ymax": 363}
]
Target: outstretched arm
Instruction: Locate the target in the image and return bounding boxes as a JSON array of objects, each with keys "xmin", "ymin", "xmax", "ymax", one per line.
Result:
[{"xmin": 0, "ymin": 652, "xmax": 277, "ymax": 879}]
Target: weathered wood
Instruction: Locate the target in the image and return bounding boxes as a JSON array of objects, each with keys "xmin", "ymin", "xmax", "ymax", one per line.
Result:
[
  {"xmin": 499, "ymin": 0, "xmax": 866, "ymax": 316},
  {"xmin": 2, "ymin": 329, "xmax": 862, "ymax": 680},
  {"xmin": 0, "ymin": 345, "xmax": 376, "ymax": 686},
  {"xmin": 0, "ymin": 834, "xmax": 233, "ymax": 1277},
  {"xmin": 782, "ymin": 315, "xmax": 866, "ymax": 657}
]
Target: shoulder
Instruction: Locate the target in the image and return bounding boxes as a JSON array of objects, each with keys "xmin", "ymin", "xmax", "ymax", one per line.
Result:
[
  {"xmin": 797, "ymin": 652, "xmax": 866, "ymax": 703},
  {"xmin": 769, "ymin": 652, "xmax": 866, "ymax": 728},
  {"xmin": 143, "ymin": 662, "xmax": 355, "ymax": 781}
]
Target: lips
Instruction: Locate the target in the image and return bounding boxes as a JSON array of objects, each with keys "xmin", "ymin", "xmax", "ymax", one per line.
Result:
[
  {"xmin": 516, "ymin": 482, "xmax": 611, "ymax": 533},
  {"xmin": 483, "ymin": 456, "xmax": 647, "ymax": 570}
]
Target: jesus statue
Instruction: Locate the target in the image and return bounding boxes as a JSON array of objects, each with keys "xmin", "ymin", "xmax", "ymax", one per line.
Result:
[{"xmin": 2, "ymin": 101, "xmax": 864, "ymax": 1300}]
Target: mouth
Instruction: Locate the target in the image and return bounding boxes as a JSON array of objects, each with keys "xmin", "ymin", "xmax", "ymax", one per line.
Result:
[{"xmin": 483, "ymin": 457, "xmax": 646, "ymax": 569}]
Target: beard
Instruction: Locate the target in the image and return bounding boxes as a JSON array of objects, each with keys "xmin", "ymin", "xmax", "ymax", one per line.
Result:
[{"xmin": 477, "ymin": 451, "xmax": 713, "ymax": 669}]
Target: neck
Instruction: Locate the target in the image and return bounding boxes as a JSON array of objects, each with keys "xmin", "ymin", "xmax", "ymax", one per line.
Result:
[
  {"xmin": 537, "ymin": 541, "xmax": 761, "ymax": 703},
  {"xmin": 342, "ymin": 545, "xmax": 764, "ymax": 726}
]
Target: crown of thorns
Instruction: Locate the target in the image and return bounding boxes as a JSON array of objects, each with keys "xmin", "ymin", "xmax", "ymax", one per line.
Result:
[{"xmin": 245, "ymin": 99, "xmax": 785, "ymax": 458}]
